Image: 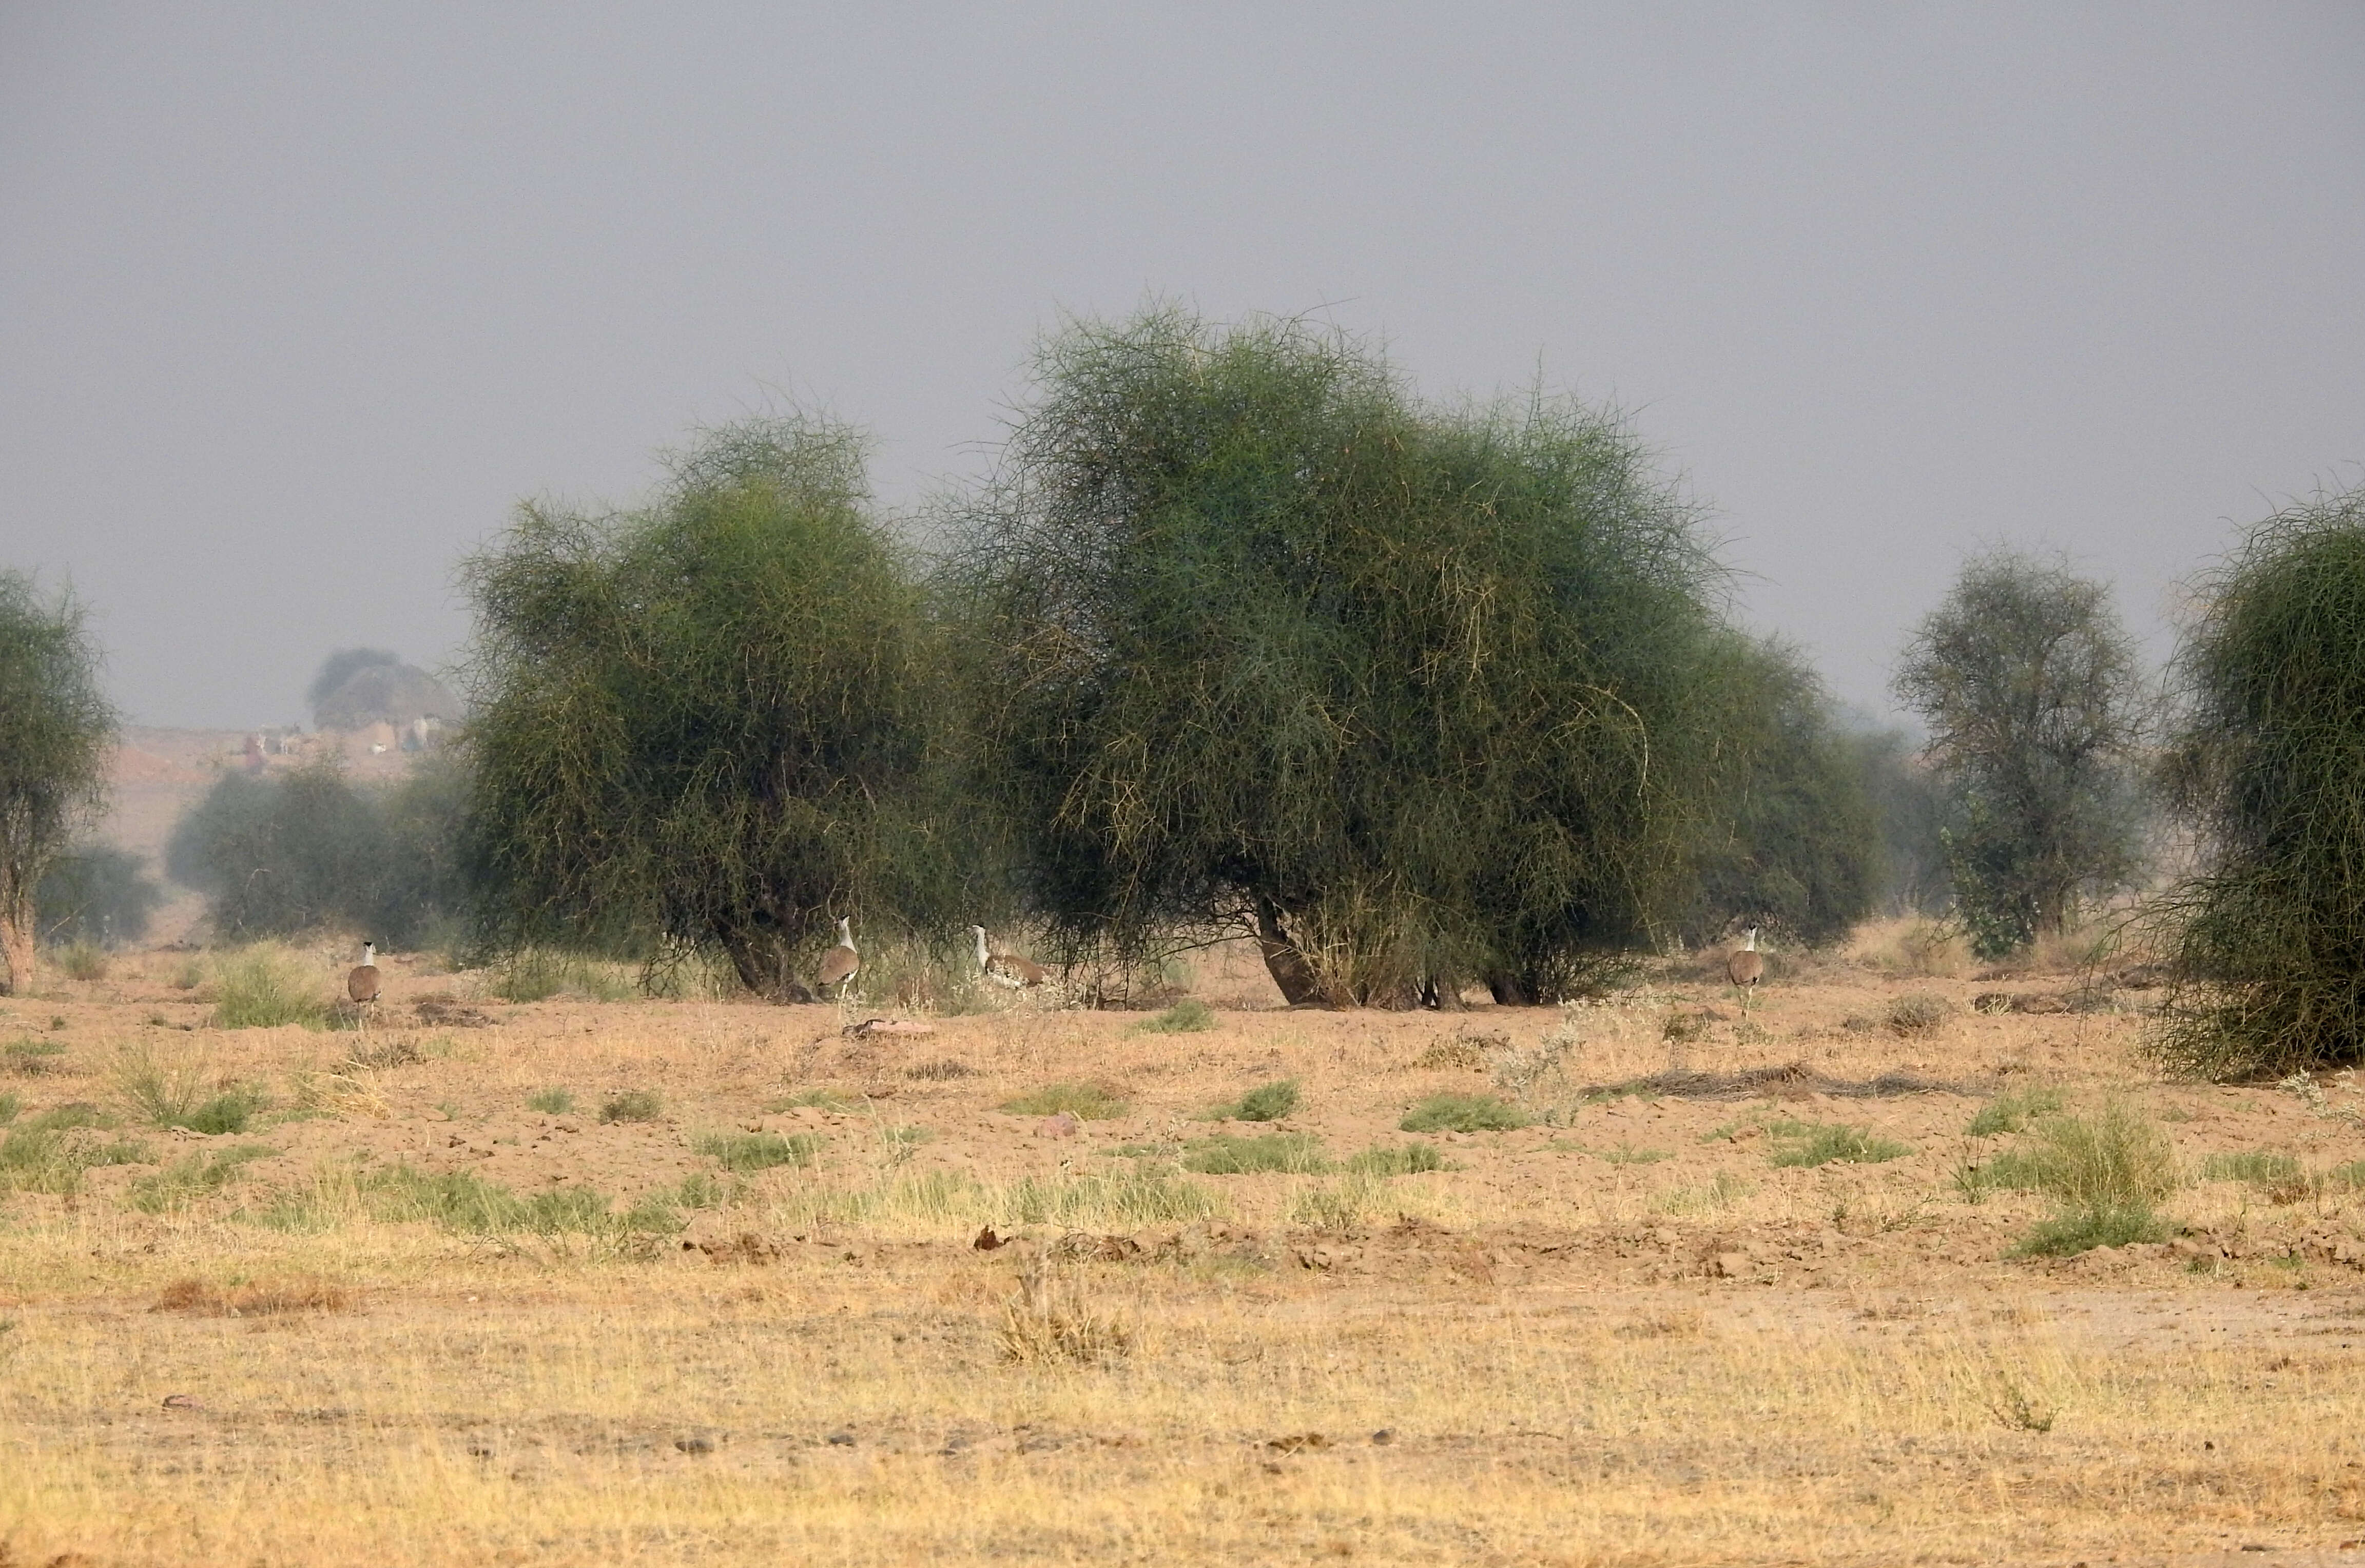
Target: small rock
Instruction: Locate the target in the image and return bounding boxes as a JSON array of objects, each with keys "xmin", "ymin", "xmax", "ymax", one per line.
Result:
[
  {"xmin": 1369, "ymin": 1428, "xmax": 1395, "ymax": 1445},
  {"xmin": 674, "ymin": 1435, "xmax": 714, "ymax": 1456},
  {"xmin": 1042, "ymin": 1112, "xmax": 1080, "ymax": 1139},
  {"xmin": 825, "ymin": 1429, "xmax": 856, "ymax": 1446}
]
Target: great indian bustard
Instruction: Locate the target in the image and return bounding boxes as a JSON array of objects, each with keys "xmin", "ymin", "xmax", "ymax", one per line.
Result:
[
  {"xmin": 970, "ymin": 925, "xmax": 1046, "ymax": 990},
  {"xmin": 1726, "ymin": 925, "xmax": 1765, "ymax": 1012},
  {"xmin": 815, "ymin": 917, "xmax": 859, "ymax": 1001},
  {"xmin": 347, "ymin": 940, "xmax": 382, "ymax": 1030}
]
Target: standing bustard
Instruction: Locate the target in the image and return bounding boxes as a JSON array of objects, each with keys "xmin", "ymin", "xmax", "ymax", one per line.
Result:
[
  {"xmin": 347, "ymin": 940, "xmax": 382, "ymax": 1029},
  {"xmin": 970, "ymin": 926, "xmax": 1046, "ymax": 989},
  {"xmin": 815, "ymin": 917, "xmax": 859, "ymax": 1000},
  {"xmin": 1726, "ymin": 925, "xmax": 1765, "ymax": 1012}
]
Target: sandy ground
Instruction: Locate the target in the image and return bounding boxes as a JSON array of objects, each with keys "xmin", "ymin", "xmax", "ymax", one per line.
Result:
[{"xmin": 4, "ymin": 937, "xmax": 2365, "ymax": 1566}]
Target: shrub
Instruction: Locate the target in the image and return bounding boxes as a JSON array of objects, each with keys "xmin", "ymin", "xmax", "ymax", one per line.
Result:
[
  {"xmin": 1137, "ymin": 998, "xmax": 1217, "ymax": 1034},
  {"xmin": 1291, "ymin": 1174, "xmax": 1383, "ymax": 1232},
  {"xmin": 114, "ymin": 1049, "xmax": 265, "ymax": 1132},
  {"xmin": 129, "ymin": 1145, "xmax": 275, "ymax": 1213},
  {"xmin": 1767, "ymin": 1120, "xmax": 1911, "ymax": 1167},
  {"xmin": 491, "ymin": 949, "xmax": 637, "ymax": 1004},
  {"xmin": 998, "ymin": 1264, "xmax": 1133, "ymax": 1365},
  {"xmin": 2011, "ymin": 1204, "xmax": 2169, "ymax": 1258},
  {"xmin": 1206, "ymin": 1078, "xmax": 1299, "ymax": 1122},
  {"xmin": 1179, "ymin": 1132, "xmax": 1328, "ymax": 1175},
  {"xmin": 525, "ymin": 1088, "xmax": 574, "ymax": 1114},
  {"xmin": 2017, "ymin": 1105, "xmax": 2178, "ymax": 1210},
  {"xmin": 0, "ymin": 572, "xmax": 117, "ymax": 999},
  {"xmin": 54, "ymin": 942, "xmax": 108, "ymax": 982},
  {"xmin": 1967, "ymin": 1087, "xmax": 2064, "ymax": 1137},
  {"xmin": 598, "ymin": 1090, "xmax": 662, "ymax": 1124},
  {"xmin": 1400, "ymin": 1093, "xmax": 1528, "ymax": 1133},
  {"xmin": 1342, "ymin": 1142, "xmax": 1444, "ymax": 1176},
  {"xmin": 694, "ymin": 1131, "xmax": 821, "ymax": 1172},
  {"xmin": 1002, "ymin": 1170, "xmax": 1218, "ymax": 1227},
  {"xmin": 1000, "ymin": 1082, "xmax": 1128, "ymax": 1120},
  {"xmin": 210, "ymin": 948, "xmax": 329, "ymax": 1030},
  {"xmin": 1886, "ymin": 992, "xmax": 1952, "ymax": 1034}
]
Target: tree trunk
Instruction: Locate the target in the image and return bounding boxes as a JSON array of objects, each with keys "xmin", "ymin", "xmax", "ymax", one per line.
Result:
[
  {"xmin": 1253, "ymin": 897, "xmax": 1328, "ymax": 1007},
  {"xmin": 0, "ymin": 889, "xmax": 32, "ymax": 997}
]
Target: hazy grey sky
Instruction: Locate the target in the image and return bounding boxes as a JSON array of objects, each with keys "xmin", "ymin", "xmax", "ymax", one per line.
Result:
[{"xmin": 4, "ymin": 5, "xmax": 2359, "ymax": 728}]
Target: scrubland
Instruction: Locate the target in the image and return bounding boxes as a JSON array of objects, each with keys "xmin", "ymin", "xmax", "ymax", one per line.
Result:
[{"xmin": 5, "ymin": 929, "xmax": 2365, "ymax": 1566}]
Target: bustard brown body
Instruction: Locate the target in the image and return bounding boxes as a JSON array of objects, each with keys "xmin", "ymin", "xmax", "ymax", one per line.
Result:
[
  {"xmin": 815, "ymin": 917, "xmax": 859, "ymax": 998},
  {"xmin": 971, "ymin": 925, "xmax": 1046, "ymax": 989},
  {"xmin": 1726, "ymin": 926, "xmax": 1764, "ymax": 1010}
]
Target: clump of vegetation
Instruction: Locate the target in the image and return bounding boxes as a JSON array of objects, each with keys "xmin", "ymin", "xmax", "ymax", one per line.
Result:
[
  {"xmin": 1967, "ymin": 1086, "xmax": 2065, "ymax": 1137},
  {"xmin": 1291, "ymin": 1174, "xmax": 1384, "ymax": 1232},
  {"xmin": 998, "ymin": 1264, "xmax": 1133, "ymax": 1366},
  {"xmin": 2155, "ymin": 486, "xmax": 2365, "ymax": 1076},
  {"xmin": 0, "ymin": 1124, "xmax": 149, "ymax": 1195},
  {"xmin": 114, "ymin": 1050, "xmax": 266, "ymax": 1133},
  {"xmin": 2, "ymin": 1038, "xmax": 66, "ymax": 1074},
  {"xmin": 490, "ymin": 950, "xmax": 638, "ymax": 1004},
  {"xmin": 1002, "ymin": 1170, "xmax": 1217, "ymax": 1227},
  {"xmin": 1342, "ymin": 1141, "xmax": 1444, "ymax": 1176},
  {"xmin": 1000, "ymin": 1082, "xmax": 1128, "ymax": 1120},
  {"xmin": 1968, "ymin": 1104, "xmax": 2181, "ymax": 1256},
  {"xmin": 907, "ymin": 1057, "xmax": 976, "ymax": 1081},
  {"xmin": 1205, "ymin": 1078, "xmax": 1299, "ymax": 1122},
  {"xmin": 1767, "ymin": 1120, "xmax": 1911, "ymax": 1167},
  {"xmin": 35, "ymin": 846, "xmax": 164, "ymax": 952},
  {"xmin": 0, "ymin": 1091, "xmax": 15, "ymax": 1124},
  {"xmin": 258, "ymin": 1163, "xmax": 684, "ymax": 1243},
  {"xmin": 2011, "ymin": 1204, "xmax": 2170, "ymax": 1258},
  {"xmin": 130, "ymin": 1145, "xmax": 276, "ymax": 1213},
  {"xmin": 153, "ymin": 1276, "xmax": 355, "ymax": 1317},
  {"xmin": 693, "ymin": 1131, "xmax": 821, "ymax": 1172},
  {"xmin": 1400, "ymin": 1092, "xmax": 1528, "ymax": 1133},
  {"xmin": 0, "ymin": 572, "xmax": 117, "ymax": 998},
  {"xmin": 1886, "ymin": 991, "xmax": 1953, "ymax": 1035},
  {"xmin": 598, "ymin": 1090, "xmax": 662, "ymax": 1124},
  {"xmin": 767, "ymin": 1087, "xmax": 857, "ymax": 1112},
  {"xmin": 209, "ymin": 947, "xmax": 330, "ymax": 1030},
  {"xmin": 2199, "ymin": 1150, "xmax": 2302, "ymax": 1186},
  {"xmin": 1137, "ymin": 998, "xmax": 1217, "ymax": 1034},
  {"xmin": 525, "ymin": 1088, "xmax": 574, "ymax": 1114},
  {"xmin": 1653, "ymin": 1170, "xmax": 1751, "ymax": 1214},
  {"xmin": 54, "ymin": 942, "xmax": 108, "ymax": 982},
  {"xmin": 1179, "ymin": 1132, "xmax": 1327, "ymax": 1175}
]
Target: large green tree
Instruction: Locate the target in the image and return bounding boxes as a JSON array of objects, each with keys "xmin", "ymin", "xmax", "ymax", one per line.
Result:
[
  {"xmin": 1893, "ymin": 549, "xmax": 2145, "ymax": 957},
  {"xmin": 459, "ymin": 416, "xmax": 987, "ymax": 998},
  {"xmin": 0, "ymin": 573, "xmax": 117, "ymax": 993},
  {"xmin": 951, "ymin": 308, "xmax": 1746, "ymax": 1005},
  {"xmin": 2156, "ymin": 487, "xmax": 2365, "ymax": 1076}
]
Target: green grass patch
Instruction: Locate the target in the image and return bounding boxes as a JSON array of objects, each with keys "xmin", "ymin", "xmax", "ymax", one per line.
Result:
[
  {"xmin": 3, "ymin": 1038, "xmax": 68, "ymax": 1073},
  {"xmin": 1342, "ymin": 1141, "xmax": 1444, "ymax": 1176},
  {"xmin": 1400, "ymin": 1093, "xmax": 1527, "ymax": 1133},
  {"xmin": 766, "ymin": 1088, "xmax": 857, "ymax": 1112},
  {"xmin": 693, "ymin": 1131, "xmax": 822, "ymax": 1172},
  {"xmin": 1967, "ymin": 1087, "xmax": 2065, "ymax": 1138},
  {"xmin": 210, "ymin": 948, "xmax": 331, "ymax": 1030},
  {"xmin": 1137, "ymin": 998, "xmax": 1217, "ymax": 1034},
  {"xmin": 130, "ymin": 1144, "xmax": 276, "ymax": 1213},
  {"xmin": 1767, "ymin": 1120, "xmax": 1912, "ymax": 1167},
  {"xmin": 1179, "ymin": 1132, "xmax": 1328, "ymax": 1174},
  {"xmin": 114, "ymin": 1048, "xmax": 266, "ymax": 1132},
  {"xmin": 2011, "ymin": 1203, "xmax": 2170, "ymax": 1258},
  {"xmin": 2328, "ymin": 1160, "xmax": 2365, "ymax": 1190},
  {"xmin": 1003, "ymin": 1170, "xmax": 1219, "ymax": 1227},
  {"xmin": 1953, "ymin": 1149, "xmax": 2045, "ymax": 1202},
  {"xmin": 1001, "ymin": 1082, "xmax": 1129, "ymax": 1120},
  {"xmin": 526, "ymin": 1088, "xmax": 574, "ymax": 1115},
  {"xmin": 1205, "ymin": 1078, "xmax": 1299, "ymax": 1122},
  {"xmin": 491, "ymin": 949, "xmax": 637, "ymax": 1004},
  {"xmin": 598, "ymin": 1089, "xmax": 662, "ymax": 1124},
  {"xmin": 2200, "ymin": 1150, "xmax": 2302, "ymax": 1185},
  {"xmin": 0, "ymin": 1091, "xmax": 15, "ymax": 1125},
  {"xmin": 257, "ymin": 1163, "xmax": 684, "ymax": 1241}
]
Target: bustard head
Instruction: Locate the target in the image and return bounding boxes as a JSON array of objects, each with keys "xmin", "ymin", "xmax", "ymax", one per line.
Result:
[{"xmin": 361, "ymin": 940, "xmax": 376, "ymax": 966}]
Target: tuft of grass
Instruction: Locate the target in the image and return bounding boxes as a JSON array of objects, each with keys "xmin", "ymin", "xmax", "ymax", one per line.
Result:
[
  {"xmin": 1179, "ymin": 1132, "xmax": 1328, "ymax": 1175},
  {"xmin": 2017, "ymin": 1105, "xmax": 2178, "ymax": 1209},
  {"xmin": 1653, "ymin": 1171, "xmax": 1751, "ymax": 1214},
  {"xmin": 1003, "ymin": 1170, "xmax": 1218, "ymax": 1227},
  {"xmin": 907, "ymin": 1057, "xmax": 977, "ymax": 1081},
  {"xmin": 114, "ymin": 1048, "xmax": 265, "ymax": 1133},
  {"xmin": 3, "ymin": 1038, "xmax": 68, "ymax": 1074},
  {"xmin": 2200, "ymin": 1149, "xmax": 2302, "ymax": 1185},
  {"xmin": 2011, "ymin": 1203, "xmax": 2170, "ymax": 1258},
  {"xmin": 1767, "ymin": 1120, "xmax": 1912, "ymax": 1167},
  {"xmin": 999, "ymin": 1264, "xmax": 1133, "ymax": 1365},
  {"xmin": 1342, "ymin": 1141, "xmax": 1444, "ymax": 1176},
  {"xmin": 1206, "ymin": 1078, "xmax": 1299, "ymax": 1122},
  {"xmin": 0, "ymin": 1091, "xmax": 15, "ymax": 1125},
  {"xmin": 1000, "ymin": 1082, "xmax": 1129, "ymax": 1120},
  {"xmin": 259, "ymin": 1163, "xmax": 684, "ymax": 1243},
  {"xmin": 490, "ymin": 949, "xmax": 637, "ymax": 1004},
  {"xmin": 1886, "ymin": 991, "xmax": 1953, "ymax": 1035},
  {"xmin": 526, "ymin": 1088, "xmax": 574, "ymax": 1115},
  {"xmin": 210, "ymin": 948, "xmax": 330, "ymax": 1030},
  {"xmin": 1137, "ymin": 997, "xmax": 1217, "ymax": 1034},
  {"xmin": 153, "ymin": 1276, "xmax": 355, "ymax": 1316},
  {"xmin": 1954, "ymin": 1149, "xmax": 2044, "ymax": 1202},
  {"xmin": 130, "ymin": 1144, "xmax": 276, "ymax": 1213},
  {"xmin": 56, "ymin": 942, "xmax": 109, "ymax": 983},
  {"xmin": 693, "ymin": 1131, "xmax": 822, "ymax": 1172},
  {"xmin": 1291, "ymin": 1173, "xmax": 1384, "ymax": 1232},
  {"xmin": 1967, "ymin": 1087, "xmax": 2065, "ymax": 1138},
  {"xmin": 767, "ymin": 1088, "xmax": 857, "ymax": 1112},
  {"xmin": 2328, "ymin": 1160, "xmax": 2365, "ymax": 1190},
  {"xmin": 598, "ymin": 1089, "xmax": 662, "ymax": 1124},
  {"xmin": 1400, "ymin": 1093, "xmax": 1528, "ymax": 1133}
]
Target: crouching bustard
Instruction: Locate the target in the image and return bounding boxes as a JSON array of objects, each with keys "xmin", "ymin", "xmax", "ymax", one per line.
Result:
[
  {"xmin": 1726, "ymin": 925, "xmax": 1765, "ymax": 1012},
  {"xmin": 970, "ymin": 926, "xmax": 1046, "ymax": 990},
  {"xmin": 815, "ymin": 917, "xmax": 859, "ymax": 1001}
]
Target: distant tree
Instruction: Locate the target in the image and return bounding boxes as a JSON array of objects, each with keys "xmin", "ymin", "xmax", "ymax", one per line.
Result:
[
  {"xmin": 2155, "ymin": 486, "xmax": 2365, "ymax": 1077},
  {"xmin": 307, "ymin": 649, "xmax": 456, "ymax": 731},
  {"xmin": 0, "ymin": 573, "xmax": 117, "ymax": 993},
  {"xmin": 459, "ymin": 415, "xmax": 988, "ymax": 998},
  {"xmin": 1893, "ymin": 549, "xmax": 2145, "ymax": 957},
  {"xmin": 950, "ymin": 307, "xmax": 1742, "ymax": 1005},
  {"xmin": 307, "ymin": 648, "xmax": 401, "ymax": 709},
  {"xmin": 36, "ymin": 845, "xmax": 164, "ymax": 948}
]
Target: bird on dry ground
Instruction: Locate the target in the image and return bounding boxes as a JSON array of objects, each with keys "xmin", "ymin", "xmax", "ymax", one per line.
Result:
[
  {"xmin": 815, "ymin": 917, "xmax": 859, "ymax": 1000},
  {"xmin": 347, "ymin": 940, "xmax": 381, "ymax": 1029},
  {"xmin": 970, "ymin": 925, "xmax": 1047, "ymax": 989},
  {"xmin": 1727, "ymin": 925, "xmax": 1765, "ymax": 1012}
]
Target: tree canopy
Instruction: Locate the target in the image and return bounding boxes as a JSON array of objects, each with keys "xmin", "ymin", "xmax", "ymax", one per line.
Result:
[{"xmin": 0, "ymin": 572, "xmax": 117, "ymax": 993}]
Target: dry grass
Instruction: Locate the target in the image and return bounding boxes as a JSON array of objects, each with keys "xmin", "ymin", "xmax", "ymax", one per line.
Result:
[{"xmin": 3, "ymin": 937, "xmax": 2365, "ymax": 1563}]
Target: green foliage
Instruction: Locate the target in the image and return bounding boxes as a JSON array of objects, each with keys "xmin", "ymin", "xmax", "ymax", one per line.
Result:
[
  {"xmin": 1967, "ymin": 1087, "xmax": 2064, "ymax": 1137},
  {"xmin": 0, "ymin": 1091, "xmax": 14, "ymax": 1124},
  {"xmin": 129, "ymin": 1144, "xmax": 275, "ymax": 1213},
  {"xmin": 598, "ymin": 1089, "xmax": 662, "ymax": 1124},
  {"xmin": 114, "ymin": 1048, "xmax": 265, "ymax": 1131},
  {"xmin": 0, "ymin": 1122, "xmax": 149, "ymax": 1195},
  {"xmin": 1206, "ymin": 1078, "xmax": 1299, "ymax": 1122},
  {"xmin": 0, "ymin": 573, "xmax": 118, "ymax": 996},
  {"xmin": 209, "ymin": 947, "xmax": 330, "ymax": 1030},
  {"xmin": 952, "ymin": 307, "xmax": 1752, "ymax": 1006},
  {"xmin": 1179, "ymin": 1132, "xmax": 1327, "ymax": 1174},
  {"xmin": 2011, "ymin": 1204, "xmax": 2169, "ymax": 1258},
  {"xmin": 268, "ymin": 1164, "xmax": 684, "ymax": 1240},
  {"xmin": 1894, "ymin": 549, "xmax": 2146, "ymax": 956},
  {"xmin": 1137, "ymin": 998, "xmax": 1218, "ymax": 1034},
  {"xmin": 693, "ymin": 1131, "xmax": 821, "ymax": 1172},
  {"xmin": 525, "ymin": 1088, "xmax": 573, "ymax": 1114},
  {"xmin": 490, "ymin": 949, "xmax": 635, "ymax": 1003},
  {"xmin": 1847, "ymin": 727, "xmax": 1953, "ymax": 916},
  {"xmin": 1342, "ymin": 1141, "xmax": 1444, "ymax": 1175},
  {"xmin": 1000, "ymin": 1082, "xmax": 1128, "ymax": 1120},
  {"xmin": 1766, "ymin": 1120, "xmax": 1912, "ymax": 1167},
  {"xmin": 166, "ymin": 754, "xmax": 468, "ymax": 950},
  {"xmin": 2329, "ymin": 1160, "xmax": 2365, "ymax": 1191},
  {"xmin": 2156, "ymin": 487, "xmax": 2365, "ymax": 1076},
  {"xmin": 459, "ymin": 414, "xmax": 997, "ymax": 1000},
  {"xmin": 35, "ymin": 846, "xmax": 162, "ymax": 949},
  {"xmin": 2013, "ymin": 1105, "xmax": 2178, "ymax": 1210},
  {"xmin": 1002, "ymin": 1170, "xmax": 1218, "ymax": 1226},
  {"xmin": 2200, "ymin": 1150, "xmax": 2301, "ymax": 1185},
  {"xmin": 1399, "ymin": 1092, "xmax": 1528, "ymax": 1133}
]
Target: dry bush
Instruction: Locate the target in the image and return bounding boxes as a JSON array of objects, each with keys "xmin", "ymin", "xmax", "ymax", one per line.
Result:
[
  {"xmin": 1849, "ymin": 918, "xmax": 1969, "ymax": 977},
  {"xmin": 997, "ymin": 1262, "xmax": 1133, "ymax": 1366},
  {"xmin": 1887, "ymin": 992, "xmax": 1953, "ymax": 1035}
]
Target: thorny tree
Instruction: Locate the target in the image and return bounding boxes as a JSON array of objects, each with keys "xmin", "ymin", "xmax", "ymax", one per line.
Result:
[{"xmin": 0, "ymin": 573, "xmax": 117, "ymax": 994}]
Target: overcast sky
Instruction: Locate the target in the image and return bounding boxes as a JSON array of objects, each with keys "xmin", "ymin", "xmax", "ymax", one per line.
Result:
[{"xmin": 3, "ymin": 4, "xmax": 2359, "ymax": 729}]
